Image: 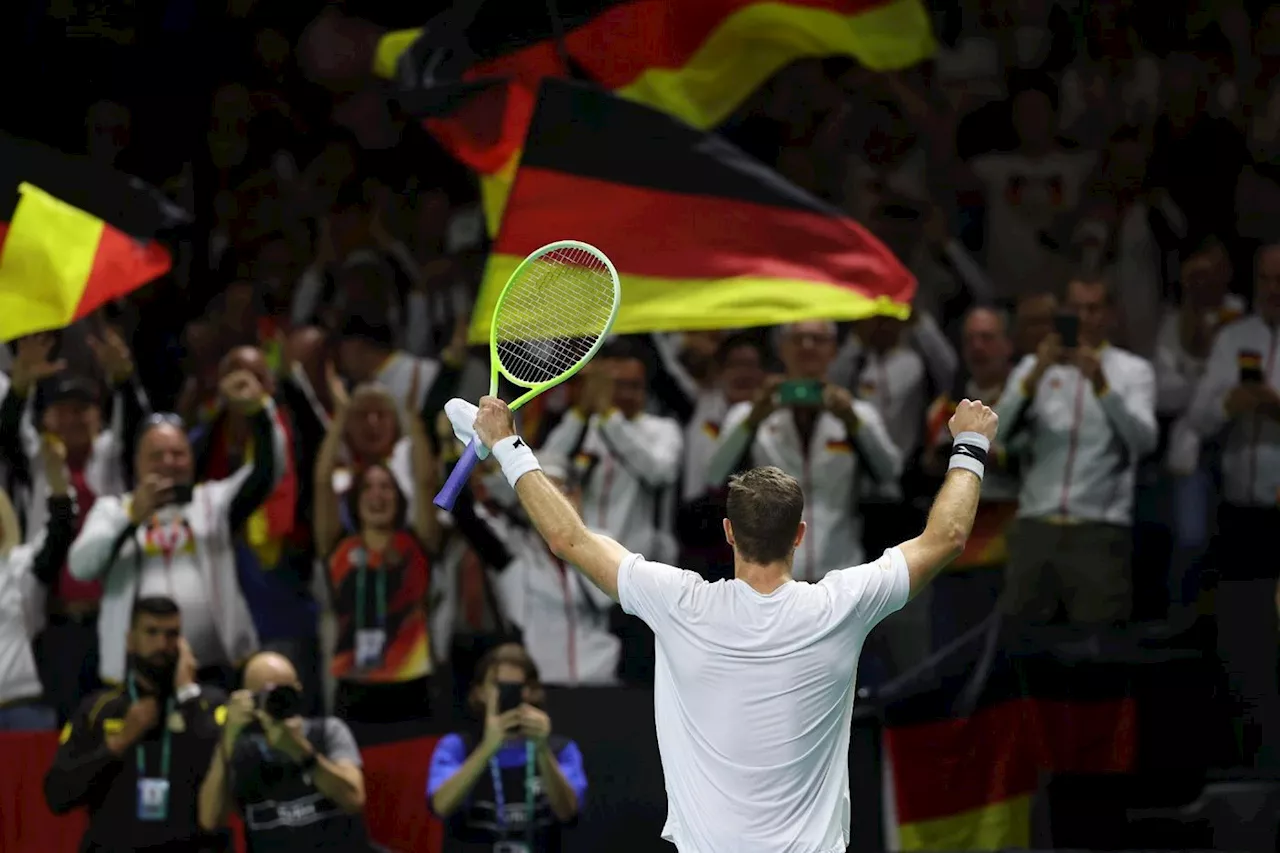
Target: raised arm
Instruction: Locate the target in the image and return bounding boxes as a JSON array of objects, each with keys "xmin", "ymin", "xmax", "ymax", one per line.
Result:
[
  {"xmin": 312, "ymin": 366, "xmax": 350, "ymax": 558},
  {"xmin": 897, "ymin": 400, "xmax": 998, "ymax": 597},
  {"xmin": 466, "ymin": 398, "xmax": 627, "ymax": 599}
]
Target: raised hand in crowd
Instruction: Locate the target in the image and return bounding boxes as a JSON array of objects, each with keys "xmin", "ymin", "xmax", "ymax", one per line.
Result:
[
  {"xmin": 404, "ymin": 368, "xmax": 443, "ymax": 552},
  {"xmin": 1225, "ymin": 382, "xmax": 1280, "ymax": 420},
  {"xmin": 40, "ymin": 433, "xmax": 70, "ymax": 498},
  {"xmin": 312, "ymin": 361, "xmax": 352, "ymax": 556},
  {"xmin": 219, "ymin": 369, "xmax": 267, "ymax": 415},
  {"xmin": 518, "ymin": 703, "xmax": 553, "ymax": 746},
  {"xmin": 105, "ymin": 695, "xmax": 160, "ymax": 756},
  {"xmin": 1023, "ymin": 332, "xmax": 1063, "ymax": 389},
  {"xmin": 327, "ymin": 360, "xmax": 351, "ymax": 416},
  {"xmin": 744, "ymin": 374, "xmax": 784, "ymax": 428},
  {"xmin": 481, "ymin": 686, "xmax": 523, "ymax": 756},
  {"xmin": 175, "ymin": 637, "xmax": 198, "ymax": 691},
  {"xmin": 10, "ymin": 333, "xmax": 67, "ymax": 397},
  {"xmin": 221, "ymin": 689, "xmax": 257, "ymax": 750},
  {"xmin": 576, "ymin": 363, "xmax": 615, "ymax": 416},
  {"xmin": 87, "ymin": 326, "xmax": 134, "ymax": 386},
  {"xmin": 1075, "ymin": 345, "xmax": 1106, "ymax": 394}
]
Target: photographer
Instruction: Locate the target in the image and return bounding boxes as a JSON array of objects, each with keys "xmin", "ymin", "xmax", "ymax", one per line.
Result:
[
  {"xmin": 427, "ymin": 643, "xmax": 587, "ymax": 852},
  {"xmin": 995, "ymin": 275, "xmax": 1157, "ymax": 624},
  {"xmin": 198, "ymin": 651, "xmax": 370, "ymax": 853},
  {"xmin": 43, "ymin": 596, "xmax": 228, "ymax": 853}
]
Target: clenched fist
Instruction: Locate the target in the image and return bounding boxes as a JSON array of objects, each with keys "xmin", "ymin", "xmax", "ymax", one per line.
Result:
[
  {"xmin": 473, "ymin": 396, "xmax": 517, "ymax": 449},
  {"xmin": 948, "ymin": 398, "xmax": 998, "ymax": 443}
]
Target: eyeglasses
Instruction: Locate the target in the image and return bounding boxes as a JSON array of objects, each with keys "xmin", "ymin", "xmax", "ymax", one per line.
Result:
[{"xmin": 144, "ymin": 412, "xmax": 186, "ymax": 430}]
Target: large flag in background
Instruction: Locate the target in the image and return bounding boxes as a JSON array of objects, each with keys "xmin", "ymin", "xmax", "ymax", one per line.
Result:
[
  {"xmin": 377, "ymin": 0, "xmax": 936, "ymax": 233},
  {"xmin": 469, "ymin": 79, "xmax": 914, "ymax": 342},
  {"xmin": 881, "ymin": 625, "xmax": 1138, "ymax": 849},
  {"xmin": 0, "ymin": 134, "xmax": 185, "ymax": 342}
]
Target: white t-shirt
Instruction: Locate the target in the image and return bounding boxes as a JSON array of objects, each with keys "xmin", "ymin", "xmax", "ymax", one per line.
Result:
[{"xmin": 617, "ymin": 547, "xmax": 911, "ymax": 853}]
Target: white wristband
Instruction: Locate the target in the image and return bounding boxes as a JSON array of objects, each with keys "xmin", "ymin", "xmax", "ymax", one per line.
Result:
[
  {"xmin": 948, "ymin": 431, "xmax": 990, "ymax": 480},
  {"xmin": 491, "ymin": 435, "xmax": 541, "ymax": 490}
]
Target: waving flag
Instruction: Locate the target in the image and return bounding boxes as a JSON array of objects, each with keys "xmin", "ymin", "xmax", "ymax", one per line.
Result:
[
  {"xmin": 379, "ymin": 0, "xmax": 935, "ymax": 233},
  {"xmin": 0, "ymin": 134, "xmax": 186, "ymax": 342},
  {"xmin": 469, "ymin": 80, "xmax": 914, "ymax": 341}
]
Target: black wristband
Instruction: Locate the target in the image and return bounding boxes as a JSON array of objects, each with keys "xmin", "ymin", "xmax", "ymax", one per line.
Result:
[{"xmin": 951, "ymin": 442, "xmax": 988, "ymax": 467}]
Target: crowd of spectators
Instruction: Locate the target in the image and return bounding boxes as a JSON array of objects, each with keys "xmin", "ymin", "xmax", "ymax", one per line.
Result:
[{"xmin": 4, "ymin": 1, "xmax": 1280, "ymax": 847}]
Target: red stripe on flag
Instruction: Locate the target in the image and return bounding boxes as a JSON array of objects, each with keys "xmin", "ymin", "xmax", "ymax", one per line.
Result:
[
  {"xmin": 887, "ymin": 696, "xmax": 1136, "ymax": 824},
  {"xmin": 72, "ymin": 225, "xmax": 172, "ymax": 322},
  {"xmin": 495, "ymin": 167, "xmax": 913, "ymax": 299}
]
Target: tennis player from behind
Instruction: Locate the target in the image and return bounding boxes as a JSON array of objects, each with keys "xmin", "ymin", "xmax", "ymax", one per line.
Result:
[{"xmin": 451, "ymin": 394, "xmax": 998, "ymax": 853}]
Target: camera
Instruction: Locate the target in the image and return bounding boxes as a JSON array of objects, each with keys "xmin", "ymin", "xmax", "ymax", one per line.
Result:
[{"xmin": 256, "ymin": 684, "xmax": 303, "ymax": 720}]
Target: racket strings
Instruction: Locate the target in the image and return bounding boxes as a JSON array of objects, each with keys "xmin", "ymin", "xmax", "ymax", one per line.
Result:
[{"xmin": 495, "ymin": 245, "xmax": 616, "ymax": 385}]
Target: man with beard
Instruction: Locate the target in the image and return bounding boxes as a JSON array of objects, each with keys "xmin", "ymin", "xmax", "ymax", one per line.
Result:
[{"xmin": 44, "ymin": 596, "xmax": 230, "ymax": 853}]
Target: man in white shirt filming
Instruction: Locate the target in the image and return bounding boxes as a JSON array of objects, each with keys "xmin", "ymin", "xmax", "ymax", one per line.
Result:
[{"xmin": 448, "ymin": 393, "xmax": 997, "ymax": 853}]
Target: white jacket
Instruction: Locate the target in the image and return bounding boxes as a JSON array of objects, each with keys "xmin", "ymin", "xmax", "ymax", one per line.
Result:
[
  {"xmin": 68, "ymin": 403, "xmax": 286, "ymax": 681},
  {"xmin": 706, "ymin": 401, "xmax": 902, "ymax": 579},
  {"xmin": 0, "ymin": 536, "xmax": 48, "ymax": 704},
  {"xmin": 681, "ymin": 390, "xmax": 730, "ymax": 504},
  {"xmin": 541, "ymin": 410, "xmax": 683, "ymax": 558},
  {"xmin": 1185, "ymin": 315, "xmax": 1280, "ymax": 506},
  {"xmin": 996, "ymin": 346, "xmax": 1157, "ymax": 524}
]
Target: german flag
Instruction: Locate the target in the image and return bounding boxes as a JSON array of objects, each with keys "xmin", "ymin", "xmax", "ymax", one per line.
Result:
[
  {"xmin": 379, "ymin": 0, "xmax": 935, "ymax": 233},
  {"xmin": 0, "ymin": 133, "xmax": 184, "ymax": 343},
  {"xmin": 470, "ymin": 80, "xmax": 914, "ymax": 341},
  {"xmin": 882, "ymin": 628, "xmax": 1137, "ymax": 849}
]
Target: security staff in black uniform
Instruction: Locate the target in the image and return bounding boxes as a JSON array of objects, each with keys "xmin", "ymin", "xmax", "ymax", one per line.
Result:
[{"xmin": 43, "ymin": 596, "xmax": 230, "ymax": 853}]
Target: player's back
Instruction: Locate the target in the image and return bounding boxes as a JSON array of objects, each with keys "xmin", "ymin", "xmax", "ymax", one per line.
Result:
[{"xmin": 616, "ymin": 547, "xmax": 911, "ymax": 853}]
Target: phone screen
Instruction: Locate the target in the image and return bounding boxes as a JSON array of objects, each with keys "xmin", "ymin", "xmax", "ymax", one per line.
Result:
[
  {"xmin": 777, "ymin": 379, "xmax": 824, "ymax": 407},
  {"xmin": 497, "ymin": 681, "xmax": 524, "ymax": 713},
  {"xmin": 1053, "ymin": 314, "xmax": 1079, "ymax": 349}
]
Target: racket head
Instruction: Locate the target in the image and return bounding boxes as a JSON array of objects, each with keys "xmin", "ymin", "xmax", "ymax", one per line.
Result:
[{"xmin": 488, "ymin": 240, "xmax": 621, "ymax": 410}]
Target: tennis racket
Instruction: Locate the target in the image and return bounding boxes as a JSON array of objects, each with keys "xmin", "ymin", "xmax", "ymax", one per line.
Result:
[{"xmin": 433, "ymin": 240, "xmax": 621, "ymax": 510}]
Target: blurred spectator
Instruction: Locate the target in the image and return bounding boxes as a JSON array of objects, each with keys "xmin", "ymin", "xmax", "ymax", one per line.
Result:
[
  {"xmin": 1184, "ymin": 239, "xmax": 1280, "ymax": 767},
  {"xmin": 996, "ymin": 275, "xmax": 1157, "ymax": 624},
  {"xmin": 0, "ymin": 437, "xmax": 75, "ymax": 730},
  {"xmin": 707, "ymin": 321, "xmax": 902, "ymax": 577},
  {"xmin": 199, "ymin": 652, "xmax": 370, "ymax": 852},
  {"xmin": 427, "ymin": 643, "xmax": 587, "ymax": 852},
  {"xmin": 314, "ymin": 374, "xmax": 440, "ymax": 725},
  {"xmin": 1059, "ymin": 7, "xmax": 1161, "ymax": 148},
  {"xmin": 44, "ymin": 597, "xmax": 228, "ymax": 853},
  {"xmin": 3, "ymin": 330, "xmax": 149, "ymax": 721},
  {"xmin": 674, "ymin": 333, "xmax": 767, "ymax": 579},
  {"xmin": 1012, "ymin": 290, "xmax": 1058, "ymax": 359},
  {"xmin": 541, "ymin": 340, "xmax": 682, "ymax": 683},
  {"xmin": 68, "ymin": 371, "xmax": 283, "ymax": 687},
  {"xmin": 966, "ymin": 76, "xmax": 1097, "ymax": 300}
]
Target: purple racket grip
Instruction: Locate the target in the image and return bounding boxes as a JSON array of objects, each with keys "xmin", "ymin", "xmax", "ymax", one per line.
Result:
[{"xmin": 433, "ymin": 439, "xmax": 483, "ymax": 510}]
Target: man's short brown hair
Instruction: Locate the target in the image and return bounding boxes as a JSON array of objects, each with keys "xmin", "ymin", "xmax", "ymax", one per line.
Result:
[{"xmin": 725, "ymin": 466, "xmax": 805, "ymax": 564}]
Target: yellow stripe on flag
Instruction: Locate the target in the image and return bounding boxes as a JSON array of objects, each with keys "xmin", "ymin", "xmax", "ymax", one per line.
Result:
[
  {"xmin": 618, "ymin": 0, "xmax": 934, "ymax": 132},
  {"xmin": 897, "ymin": 794, "xmax": 1033, "ymax": 851},
  {"xmin": 480, "ymin": 157, "xmax": 519, "ymax": 237},
  {"xmin": 470, "ymin": 252, "xmax": 910, "ymax": 343},
  {"xmin": 0, "ymin": 183, "xmax": 104, "ymax": 339},
  {"xmin": 374, "ymin": 29, "xmax": 421, "ymax": 79}
]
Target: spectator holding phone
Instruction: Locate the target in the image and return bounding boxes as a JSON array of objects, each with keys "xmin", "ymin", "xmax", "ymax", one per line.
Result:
[
  {"xmin": 706, "ymin": 321, "xmax": 902, "ymax": 580},
  {"xmin": 67, "ymin": 370, "xmax": 286, "ymax": 688},
  {"xmin": 198, "ymin": 651, "xmax": 371, "ymax": 853},
  {"xmin": 1184, "ymin": 239, "xmax": 1280, "ymax": 768},
  {"xmin": 427, "ymin": 643, "xmax": 587, "ymax": 853},
  {"xmin": 995, "ymin": 275, "xmax": 1157, "ymax": 625}
]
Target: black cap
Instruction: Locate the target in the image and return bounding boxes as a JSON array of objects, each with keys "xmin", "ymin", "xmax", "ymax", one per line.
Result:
[{"xmin": 44, "ymin": 376, "xmax": 101, "ymax": 407}]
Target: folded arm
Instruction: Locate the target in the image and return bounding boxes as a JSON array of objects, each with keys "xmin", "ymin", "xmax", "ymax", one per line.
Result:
[
  {"xmin": 68, "ymin": 497, "xmax": 134, "ymax": 582},
  {"xmin": 1096, "ymin": 361, "xmax": 1158, "ymax": 458}
]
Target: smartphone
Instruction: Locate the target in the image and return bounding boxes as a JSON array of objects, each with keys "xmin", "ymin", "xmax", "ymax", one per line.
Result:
[
  {"xmin": 1053, "ymin": 314, "xmax": 1079, "ymax": 349},
  {"xmin": 497, "ymin": 681, "xmax": 524, "ymax": 713},
  {"xmin": 777, "ymin": 379, "xmax": 824, "ymax": 408},
  {"xmin": 1239, "ymin": 350, "xmax": 1264, "ymax": 384},
  {"xmin": 162, "ymin": 483, "xmax": 194, "ymax": 507}
]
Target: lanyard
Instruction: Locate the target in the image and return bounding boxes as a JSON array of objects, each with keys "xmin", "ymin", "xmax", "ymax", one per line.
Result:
[
  {"xmin": 489, "ymin": 741, "xmax": 537, "ymax": 844},
  {"xmin": 127, "ymin": 675, "xmax": 175, "ymax": 779},
  {"xmin": 353, "ymin": 548, "xmax": 388, "ymax": 630}
]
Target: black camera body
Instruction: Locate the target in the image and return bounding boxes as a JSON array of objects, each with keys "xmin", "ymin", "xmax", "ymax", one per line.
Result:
[{"xmin": 256, "ymin": 684, "xmax": 303, "ymax": 720}]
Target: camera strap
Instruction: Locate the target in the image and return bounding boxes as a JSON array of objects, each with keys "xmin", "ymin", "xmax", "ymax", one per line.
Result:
[
  {"xmin": 127, "ymin": 674, "xmax": 175, "ymax": 780},
  {"xmin": 488, "ymin": 740, "xmax": 536, "ymax": 847}
]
